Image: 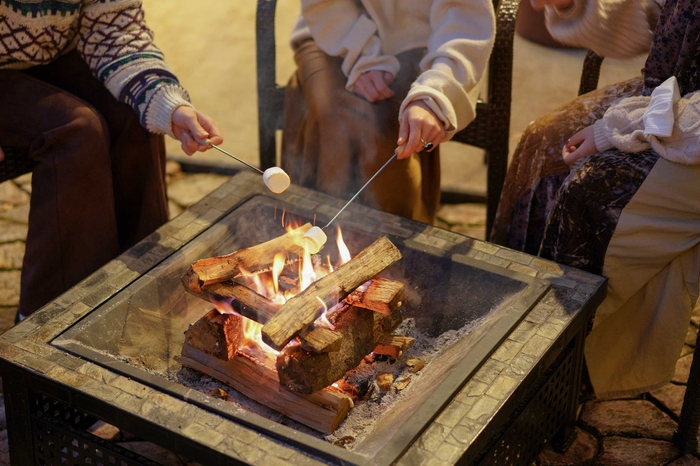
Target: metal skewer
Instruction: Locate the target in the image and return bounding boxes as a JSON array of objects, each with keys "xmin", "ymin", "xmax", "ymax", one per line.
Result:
[
  {"xmin": 202, "ymin": 140, "xmax": 264, "ymax": 174},
  {"xmin": 323, "ymin": 153, "xmax": 397, "ymax": 229}
]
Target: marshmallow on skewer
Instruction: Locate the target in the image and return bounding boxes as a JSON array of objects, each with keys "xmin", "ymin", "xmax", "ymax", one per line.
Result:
[
  {"xmin": 263, "ymin": 167, "xmax": 291, "ymax": 194},
  {"xmin": 301, "ymin": 226, "xmax": 327, "ymax": 254}
]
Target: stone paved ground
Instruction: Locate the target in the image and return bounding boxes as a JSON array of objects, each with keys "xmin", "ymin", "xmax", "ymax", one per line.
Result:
[{"xmin": 1, "ymin": 165, "xmax": 700, "ymax": 465}]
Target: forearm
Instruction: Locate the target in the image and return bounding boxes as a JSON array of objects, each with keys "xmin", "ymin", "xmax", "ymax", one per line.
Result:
[
  {"xmin": 399, "ymin": 0, "xmax": 495, "ymax": 137},
  {"xmin": 545, "ymin": 0, "xmax": 661, "ymax": 58},
  {"xmin": 78, "ymin": 0, "xmax": 192, "ymax": 136}
]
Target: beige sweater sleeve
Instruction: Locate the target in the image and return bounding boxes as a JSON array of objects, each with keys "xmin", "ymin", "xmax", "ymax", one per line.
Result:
[
  {"xmin": 544, "ymin": 0, "xmax": 661, "ymax": 58},
  {"xmin": 300, "ymin": 0, "xmax": 400, "ymax": 91},
  {"xmin": 594, "ymin": 92, "xmax": 700, "ymax": 165},
  {"xmin": 399, "ymin": 0, "xmax": 495, "ymax": 137}
]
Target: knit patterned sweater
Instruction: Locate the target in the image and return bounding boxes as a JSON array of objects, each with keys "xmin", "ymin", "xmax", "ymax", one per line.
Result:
[{"xmin": 0, "ymin": 0, "xmax": 192, "ymax": 137}]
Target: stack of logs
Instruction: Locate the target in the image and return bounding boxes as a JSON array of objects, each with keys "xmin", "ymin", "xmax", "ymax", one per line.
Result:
[{"xmin": 177, "ymin": 226, "xmax": 408, "ymax": 433}]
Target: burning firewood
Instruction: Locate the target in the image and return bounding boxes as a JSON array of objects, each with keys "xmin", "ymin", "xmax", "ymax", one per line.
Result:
[
  {"xmin": 276, "ymin": 304, "xmax": 403, "ymax": 394},
  {"xmin": 376, "ymin": 373, "xmax": 394, "ymax": 392},
  {"xmin": 176, "ymin": 344, "xmax": 352, "ymax": 434},
  {"xmin": 344, "ymin": 277, "xmax": 405, "ymax": 315},
  {"xmin": 182, "ymin": 223, "xmax": 312, "ymax": 294},
  {"xmin": 203, "ymin": 282, "xmax": 280, "ymax": 325},
  {"xmin": 373, "ymin": 335, "xmax": 415, "ymax": 359},
  {"xmin": 299, "ymin": 327, "xmax": 343, "ymax": 353},
  {"xmin": 261, "ymin": 236, "xmax": 402, "ymax": 351},
  {"xmin": 183, "ymin": 310, "xmax": 243, "ymax": 361}
]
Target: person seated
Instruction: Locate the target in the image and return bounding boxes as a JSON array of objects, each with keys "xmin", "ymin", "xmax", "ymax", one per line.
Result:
[
  {"xmin": 491, "ymin": 0, "xmax": 700, "ymax": 398},
  {"xmin": 0, "ymin": 0, "xmax": 222, "ymax": 321},
  {"xmin": 281, "ymin": 0, "xmax": 496, "ymax": 224}
]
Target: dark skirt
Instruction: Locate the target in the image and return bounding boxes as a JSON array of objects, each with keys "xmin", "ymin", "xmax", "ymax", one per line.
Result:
[{"xmin": 281, "ymin": 40, "xmax": 441, "ymax": 224}]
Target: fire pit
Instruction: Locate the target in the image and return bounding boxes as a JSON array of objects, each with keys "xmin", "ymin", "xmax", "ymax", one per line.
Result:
[{"xmin": 0, "ymin": 172, "xmax": 605, "ymax": 465}]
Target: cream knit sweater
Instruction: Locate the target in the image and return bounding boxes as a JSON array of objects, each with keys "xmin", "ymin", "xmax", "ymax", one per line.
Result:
[
  {"xmin": 290, "ymin": 0, "xmax": 496, "ymax": 138},
  {"xmin": 545, "ymin": 0, "xmax": 700, "ymax": 164}
]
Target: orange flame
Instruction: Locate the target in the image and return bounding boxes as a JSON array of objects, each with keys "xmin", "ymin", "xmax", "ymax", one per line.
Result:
[{"xmin": 337, "ymin": 227, "xmax": 351, "ymax": 264}]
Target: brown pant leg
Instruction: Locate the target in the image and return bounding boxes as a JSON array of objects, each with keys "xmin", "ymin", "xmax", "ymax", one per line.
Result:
[
  {"xmin": 0, "ymin": 70, "xmax": 121, "ymax": 317},
  {"xmin": 25, "ymin": 51, "xmax": 169, "ymax": 250},
  {"xmin": 282, "ymin": 41, "xmax": 440, "ymax": 224}
]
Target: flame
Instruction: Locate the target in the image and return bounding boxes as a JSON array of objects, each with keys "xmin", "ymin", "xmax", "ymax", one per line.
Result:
[
  {"xmin": 337, "ymin": 227, "xmax": 351, "ymax": 264},
  {"xmin": 271, "ymin": 253, "xmax": 285, "ymax": 295},
  {"xmin": 216, "ymin": 223, "xmax": 357, "ymax": 356}
]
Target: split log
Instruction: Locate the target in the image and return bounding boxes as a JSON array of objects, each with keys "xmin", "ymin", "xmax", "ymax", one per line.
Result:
[
  {"xmin": 276, "ymin": 305, "xmax": 403, "ymax": 394},
  {"xmin": 373, "ymin": 335, "xmax": 415, "ymax": 359},
  {"xmin": 176, "ymin": 346, "xmax": 352, "ymax": 434},
  {"xmin": 262, "ymin": 237, "xmax": 402, "ymax": 350},
  {"xmin": 344, "ymin": 277, "xmax": 405, "ymax": 315},
  {"xmin": 204, "ymin": 282, "xmax": 280, "ymax": 325},
  {"xmin": 300, "ymin": 327, "xmax": 343, "ymax": 353},
  {"xmin": 183, "ymin": 309, "xmax": 243, "ymax": 361},
  {"xmin": 182, "ymin": 223, "xmax": 312, "ymax": 294}
]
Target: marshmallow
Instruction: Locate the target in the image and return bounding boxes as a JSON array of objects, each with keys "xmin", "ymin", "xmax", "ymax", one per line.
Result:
[
  {"xmin": 301, "ymin": 226, "xmax": 327, "ymax": 254},
  {"xmin": 263, "ymin": 167, "xmax": 291, "ymax": 194}
]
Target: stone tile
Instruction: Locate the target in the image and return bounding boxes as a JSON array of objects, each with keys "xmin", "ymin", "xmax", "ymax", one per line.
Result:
[
  {"xmin": 485, "ymin": 375, "xmax": 519, "ymax": 399},
  {"xmin": 0, "ymin": 221, "xmax": 27, "ymax": 243},
  {"xmin": 181, "ymin": 422, "xmax": 225, "ymax": 448},
  {"xmin": 0, "ymin": 204, "xmax": 29, "ymax": 224},
  {"xmin": 650, "ymin": 383, "xmax": 686, "ymax": 418},
  {"xmin": 436, "ymin": 400, "xmax": 473, "ymax": 428},
  {"xmin": 597, "ymin": 436, "xmax": 678, "ymax": 466},
  {"xmin": 436, "ymin": 203, "xmax": 486, "ymax": 227},
  {"xmin": 538, "ymin": 427, "xmax": 597, "ymax": 466},
  {"xmin": 87, "ymin": 421, "xmax": 122, "ymax": 441},
  {"xmin": 0, "ymin": 181, "xmax": 29, "ymax": 207},
  {"xmin": 580, "ymin": 400, "xmax": 677, "ymax": 441},
  {"xmin": 673, "ymin": 354, "xmax": 693, "ymax": 384},
  {"xmin": 685, "ymin": 326, "xmax": 698, "ymax": 347},
  {"xmin": 466, "ymin": 396, "xmax": 501, "ymax": 423},
  {"xmin": 491, "ymin": 339, "xmax": 524, "ymax": 362},
  {"xmin": 417, "ymin": 422, "xmax": 451, "ymax": 453},
  {"xmin": 0, "ymin": 271, "xmax": 20, "ymax": 307},
  {"xmin": 168, "ymin": 173, "xmax": 229, "ymax": 207},
  {"xmin": 0, "ymin": 242, "xmax": 25, "ymax": 269},
  {"xmin": 681, "ymin": 344, "xmax": 695, "ymax": 358},
  {"xmin": 670, "ymin": 454, "xmax": 700, "ymax": 465}
]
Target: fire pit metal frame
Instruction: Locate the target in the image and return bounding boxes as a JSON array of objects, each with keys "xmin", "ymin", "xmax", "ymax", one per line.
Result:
[{"xmin": 0, "ymin": 172, "xmax": 606, "ymax": 465}]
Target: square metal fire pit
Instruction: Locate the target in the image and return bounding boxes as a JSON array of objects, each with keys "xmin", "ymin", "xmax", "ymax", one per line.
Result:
[{"xmin": 0, "ymin": 172, "xmax": 605, "ymax": 465}]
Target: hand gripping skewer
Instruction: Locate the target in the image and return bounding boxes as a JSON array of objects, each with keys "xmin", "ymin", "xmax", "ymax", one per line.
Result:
[{"xmin": 302, "ymin": 153, "xmax": 397, "ymax": 253}]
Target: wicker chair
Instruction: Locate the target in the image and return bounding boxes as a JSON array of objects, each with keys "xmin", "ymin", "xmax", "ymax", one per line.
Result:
[
  {"xmin": 578, "ymin": 50, "xmax": 700, "ymax": 456},
  {"xmin": 256, "ymin": 0, "xmax": 520, "ymax": 239}
]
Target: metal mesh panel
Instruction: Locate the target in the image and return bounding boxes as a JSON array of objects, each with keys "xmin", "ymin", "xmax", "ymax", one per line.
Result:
[
  {"xmin": 0, "ymin": 146, "xmax": 35, "ymax": 184},
  {"xmin": 29, "ymin": 391, "xmax": 157, "ymax": 466},
  {"xmin": 480, "ymin": 345, "xmax": 576, "ymax": 465}
]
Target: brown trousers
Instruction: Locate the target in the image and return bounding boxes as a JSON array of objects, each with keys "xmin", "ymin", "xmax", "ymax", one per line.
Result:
[
  {"xmin": 282, "ymin": 40, "xmax": 440, "ymax": 224},
  {"xmin": 0, "ymin": 51, "xmax": 169, "ymax": 317}
]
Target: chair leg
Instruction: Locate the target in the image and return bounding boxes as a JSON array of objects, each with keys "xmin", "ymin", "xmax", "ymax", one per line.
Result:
[{"xmin": 672, "ymin": 326, "xmax": 700, "ymax": 455}]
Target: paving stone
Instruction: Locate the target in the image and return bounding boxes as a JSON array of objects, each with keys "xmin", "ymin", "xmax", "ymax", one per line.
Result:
[
  {"xmin": 650, "ymin": 383, "xmax": 686, "ymax": 418},
  {"xmin": 670, "ymin": 454, "xmax": 700, "ymax": 466},
  {"xmin": 0, "ymin": 181, "xmax": 29, "ymax": 207},
  {"xmin": 681, "ymin": 345, "xmax": 695, "ymax": 358},
  {"xmin": 87, "ymin": 421, "xmax": 121, "ymax": 441},
  {"xmin": 436, "ymin": 204, "xmax": 486, "ymax": 226},
  {"xmin": 686, "ymin": 326, "xmax": 698, "ymax": 347},
  {"xmin": 538, "ymin": 427, "xmax": 598, "ymax": 466},
  {"xmin": 0, "ymin": 308, "xmax": 16, "ymax": 335},
  {"xmin": 0, "ymin": 271, "xmax": 20, "ymax": 307},
  {"xmin": 117, "ymin": 441, "xmax": 182, "ymax": 466},
  {"xmin": 167, "ymin": 173, "xmax": 228, "ymax": 207},
  {"xmin": 673, "ymin": 354, "xmax": 693, "ymax": 384},
  {"xmin": 168, "ymin": 199, "xmax": 183, "ymax": 219},
  {"xmin": 0, "ymin": 204, "xmax": 29, "ymax": 224},
  {"xmin": 0, "ymin": 242, "xmax": 24, "ymax": 269},
  {"xmin": 597, "ymin": 436, "xmax": 678, "ymax": 466},
  {"xmin": 0, "ymin": 221, "xmax": 27, "ymax": 243},
  {"xmin": 165, "ymin": 160, "xmax": 182, "ymax": 176},
  {"xmin": 580, "ymin": 400, "xmax": 677, "ymax": 441}
]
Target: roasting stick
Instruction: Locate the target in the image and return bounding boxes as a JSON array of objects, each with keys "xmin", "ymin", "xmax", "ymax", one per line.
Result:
[
  {"xmin": 198, "ymin": 138, "xmax": 290, "ymax": 194},
  {"xmin": 302, "ymin": 153, "xmax": 398, "ymax": 253}
]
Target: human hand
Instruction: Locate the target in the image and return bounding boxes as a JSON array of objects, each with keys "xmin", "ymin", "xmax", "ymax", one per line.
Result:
[
  {"xmin": 562, "ymin": 125, "xmax": 597, "ymax": 165},
  {"xmin": 530, "ymin": 0, "xmax": 574, "ymax": 11},
  {"xmin": 395, "ymin": 101, "xmax": 446, "ymax": 160},
  {"xmin": 172, "ymin": 106, "xmax": 223, "ymax": 156},
  {"xmin": 353, "ymin": 70, "xmax": 395, "ymax": 102}
]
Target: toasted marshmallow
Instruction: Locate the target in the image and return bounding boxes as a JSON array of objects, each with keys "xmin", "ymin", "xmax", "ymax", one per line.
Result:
[
  {"xmin": 301, "ymin": 226, "xmax": 327, "ymax": 254},
  {"xmin": 263, "ymin": 167, "xmax": 290, "ymax": 194}
]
